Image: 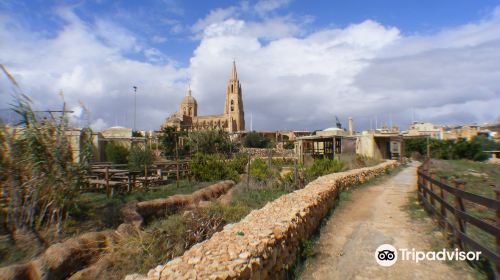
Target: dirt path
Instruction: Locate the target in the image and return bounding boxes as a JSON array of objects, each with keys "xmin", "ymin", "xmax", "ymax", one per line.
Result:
[{"xmin": 300, "ymin": 162, "xmax": 474, "ymax": 280}]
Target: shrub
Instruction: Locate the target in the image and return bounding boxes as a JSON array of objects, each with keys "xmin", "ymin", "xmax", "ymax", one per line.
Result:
[
  {"xmin": 283, "ymin": 141, "xmax": 295, "ymax": 149},
  {"xmin": 305, "ymin": 158, "xmax": 345, "ymax": 181},
  {"xmin": 243, "ymin": 131, "xmax": 270, "ymax": 148},
  {"xmin": 189, "ymin": 153, "xmax": 239, "ymax": 182},
  {"xmin": 0, "ymin": 65, "xmax": 90, "ymax": 246},
  {"xmin": 128, "ymin": 143, "xmax": 153, "ymax": 171},
  {"xmin": 404, "ymin": 136, "xmax": 496, "ymax": 161},
  {"xmin": 227, "ymin": 153, "xmax": 248, "ymax": 174},
  {"xmin": 249, "ymin": 158, "xmax": 274, "ymax": 181},
  {"xmin": 105, "ymin": 141, "xmax": 129, "ymax": 164}
]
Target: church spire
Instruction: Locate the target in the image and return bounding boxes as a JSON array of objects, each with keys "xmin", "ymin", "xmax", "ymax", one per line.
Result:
[
  {"xmin": 188, "ymin": 84, "xmax": 192, "ymax": 96},
  {"xmin": 231, "ymin": 59, "xmax": 238, "ymax": 81}
]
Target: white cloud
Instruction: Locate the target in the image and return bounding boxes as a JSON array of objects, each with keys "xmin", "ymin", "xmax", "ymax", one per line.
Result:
[
  {"xmin": 0, "ymin": 8, "xmax": 187, "ymax": 131},
  {"xmin": 152, "ymin": 35, "xmax": 167, "ymax": 43},
  {"xmin": 188, "ymin": 7, "xmax": 500, "ymax": 130},
  {"xmin": 1, "ymin": 4, "xmax": 499, "ymax": 133},
  {"xmin": 91, "ymin": 118, "xmax": 108, "ymax": 131},
  {"xmin": 254, "ymin": 0, "xmax": 291, "ymax": 16}
]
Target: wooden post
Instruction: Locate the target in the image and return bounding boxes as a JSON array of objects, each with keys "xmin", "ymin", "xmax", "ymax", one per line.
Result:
[
  {"xmin": 453, "ymin": 179, "xmax": 466, "ymax": 249},
  {"xmin": 494, "ymin": 185, "xmax": 500, "ymax": 278},
  {"xmin": 175, "ymin": 133, "xmax": 180, "ymax": 188},
  {"xmin": 440, "ymin": 176, "xmax": 450, "ymax": 239},
  {"xmin": 246, "ymin": 152, "xmax": 251, "ymax": 190},
  {"xmin": 105, "ymin": 166, "xmax": 110, "ymax": 198},
  {"xmin": 429, "ymin": 174, "xmax": 435, "ymax": 208}
]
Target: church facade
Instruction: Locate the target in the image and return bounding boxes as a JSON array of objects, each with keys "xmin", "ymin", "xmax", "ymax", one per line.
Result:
[{"xmin": 161, "ymin": 61, "xmax": 245, "ymax": 133}]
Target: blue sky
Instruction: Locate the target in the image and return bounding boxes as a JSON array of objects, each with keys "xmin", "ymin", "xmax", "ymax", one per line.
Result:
[{"xmin": 1, "ymin": 0, "xmax": 500, "ymax": 131}]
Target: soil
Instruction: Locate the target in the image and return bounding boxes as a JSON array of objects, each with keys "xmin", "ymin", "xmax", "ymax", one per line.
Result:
[{"xmin": 299, "ymin": 162, "xmax": 475, "ymax": 280}]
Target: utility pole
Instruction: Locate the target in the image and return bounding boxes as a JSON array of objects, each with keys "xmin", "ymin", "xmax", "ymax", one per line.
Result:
[{"xmin": 133, "ymin": 86, "xmax": 137, "ymax": 132}]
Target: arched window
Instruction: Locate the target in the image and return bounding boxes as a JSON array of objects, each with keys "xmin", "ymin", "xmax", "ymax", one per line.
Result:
[{"xmin": 230, "ymin": 100, "xmax": 234, "ymax": 112}]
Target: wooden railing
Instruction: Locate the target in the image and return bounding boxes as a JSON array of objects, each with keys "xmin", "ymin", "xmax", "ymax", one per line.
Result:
[
  {"xmin": 82, "ymin": 160, "xmax": 190, "ymax": 197},
  {"xmin": 417, "ymin": 161, "xmax": 500, "ymax": 277}
]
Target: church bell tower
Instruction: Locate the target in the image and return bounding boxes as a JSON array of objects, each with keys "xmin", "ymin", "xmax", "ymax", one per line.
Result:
[{"xmin": 224, "ymin": 60, "xmax": 245, "ymax": 132}]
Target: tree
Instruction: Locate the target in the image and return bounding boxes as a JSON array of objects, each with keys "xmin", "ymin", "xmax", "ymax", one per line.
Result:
[
  {"xmin": 129, "ymin": 143, "xmax": 153, "ymax": 171},
  {"xmin": 188, "ymin": 129, "xmax": 235, "ymax": 155},
  {"xmin": 243, "ymin": 131, "xmax": 270, "ymax": 148},
  {"xmin": 159, "ymin": 126, "xmax": 188, "ymax": 158},
  {"xmin": 105, "ymin": 141, "xmax": 129, "ymax": 164}
]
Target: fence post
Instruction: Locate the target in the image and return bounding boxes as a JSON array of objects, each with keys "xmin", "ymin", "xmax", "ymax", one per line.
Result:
[
  {"xmin": 105, "ymin": 166, "xmax": 110, "ymax": 198},
  {"xmin": 494, "ymin": 185, "xmax": 500, "ymax": 278},
  {"xmin": 429, "ymin": 174, "xmax": 435, "ymax": 209},
  {"xmin": 453, "ymin": 179, "xmax": 466, "ymax": 249},
  {"xmin": 417, "ymin": 167, "xmax": 422, "ymax": 204},
  {"xmin": 439, "ymin": 176, "xmax": 448, "ymax": 233}
]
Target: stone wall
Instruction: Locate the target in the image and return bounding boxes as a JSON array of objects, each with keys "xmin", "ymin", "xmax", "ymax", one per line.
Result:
[
  {"xmin": 139, "ymin": 160, "xmax": 398, "ymax": 280},
  {"xmin": 239, "ymin": 148, "xmax": 295, "ymax": 159}
]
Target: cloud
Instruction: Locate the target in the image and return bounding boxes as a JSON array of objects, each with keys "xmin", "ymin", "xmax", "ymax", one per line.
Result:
[
  {"xmin": 254, "ymin": 0, "xmax": 291, "ymax": 16},
  {"xmin": 0, "ymin": 8, "xmax": 186, "ymax": 131},
  {"xmin": 187, "ymin": 6, "xmax": 500, "ymax": 131},
  {"xmin": 1, "ymin": 3, "xmax": 499, "ymax": 134},
  {"xmin": 152, "ymin": 35, "xmax": 167, "ymax": 43}
]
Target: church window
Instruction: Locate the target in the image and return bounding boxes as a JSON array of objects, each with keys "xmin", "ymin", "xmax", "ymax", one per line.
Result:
[
  {"xmin": 231, "ymin": 100, "xmax": 234, "ymax": 111},
  {"xmin": 231, "ymin": 84, "xmax": 233, "ymax": 92}
]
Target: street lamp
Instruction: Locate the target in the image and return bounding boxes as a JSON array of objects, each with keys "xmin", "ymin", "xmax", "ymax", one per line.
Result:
[{"xmin": 133, "ymin": 86, "xmax": 137, "ymax": 132}]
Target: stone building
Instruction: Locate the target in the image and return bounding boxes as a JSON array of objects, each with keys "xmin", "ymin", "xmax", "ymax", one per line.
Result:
[
  {"xmin": 162, "ymin": 61, "xmax": 245, "ymax": 133},
  {"xmin": 406, "ymin": 122, "xmax": 443, "ymax": 139}
]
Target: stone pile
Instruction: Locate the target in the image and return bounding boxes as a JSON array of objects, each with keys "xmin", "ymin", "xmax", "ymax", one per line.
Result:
[
  {"xmin": 137, "ymin": 160, "xmax": 398, "ymax": 280},
  {"xmin": 122, "ymin": 180, "xmax": 235, "ymax": 228}
]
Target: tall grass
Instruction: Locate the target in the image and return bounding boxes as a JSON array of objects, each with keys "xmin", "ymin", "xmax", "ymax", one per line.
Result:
[{"xmin": 0, "ymin": 64, "xmax": 91, "ymax": 247}]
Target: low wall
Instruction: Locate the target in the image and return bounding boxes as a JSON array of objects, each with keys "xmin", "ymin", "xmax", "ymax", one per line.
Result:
[
  {"xmin": 122, "ymin": 180, "xmax": 235, "ymax": 228},
  {"xmin": 139, "ymin": 160, "xmax": 398, "ymax": 280},
  {"xmin": 239, "ymin": 148, "xmax": 295, "ymax": 159}
]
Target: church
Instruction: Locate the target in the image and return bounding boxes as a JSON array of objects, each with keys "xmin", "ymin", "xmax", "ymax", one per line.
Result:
[{"xmin": 161, "ymin": 61, "xmax": 245, "ymax": 133}]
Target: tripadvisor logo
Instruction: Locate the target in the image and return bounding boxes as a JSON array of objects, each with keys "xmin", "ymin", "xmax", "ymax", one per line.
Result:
[{"xmin": 375, "ymin": 244, "xmax": 481, "ymax": 267}]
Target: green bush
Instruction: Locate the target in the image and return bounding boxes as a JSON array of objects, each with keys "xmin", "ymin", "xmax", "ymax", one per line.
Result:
[
  {"xmin": 189, "ymin": 153, "xmax": 239, "ymax": 182},
  {"xmin": 305, "ymin": 158, "xmax": 345, "ymax": 181},
  {"xmin": 188, "ymin": 129, "xmax": 235, "ymax": 155},
  {"xmin": 283, "ymin": 141, "xmax": 295, "ymax": 149},
  {"xmin": 159, "ymin": 126, "xmax": 189, "ymax": 158},
  {"xmin": 243, "ymin": 131, "xmax": 270, "ymax": 148},
  {"xmin": 105, "ymin": 141, "xmax": 129, "ymax": 164},
  {"xmin": 404, "ymin": 136, "xmax": 497, "ymax": 161},
  {"xmin": 249, "ymin": 158, "xmax": 273, "ymax": 181},
  {"xmin": 227, "ymin": 153, "xmax": 248, "ymax": 174},
  {"xmin": 128, "ymin": 143, "xmax": 153, "ymax": 171}
]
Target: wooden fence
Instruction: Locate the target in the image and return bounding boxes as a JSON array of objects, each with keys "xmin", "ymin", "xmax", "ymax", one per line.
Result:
[
  {"xmin": 417, "ymin": 161, "xmax": 500, "ymax": 277},
  {"xmin": 82, "ymin": 160, "xmax": 190, "ymax": 197}
]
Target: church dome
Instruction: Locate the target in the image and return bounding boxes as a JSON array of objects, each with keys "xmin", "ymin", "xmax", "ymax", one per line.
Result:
[
  {"xmin": 181, "ymin": 94, "xmax": 197, "ymax": 105},
  {"xmin": 181, "ymin": 85, "xmax": 197, "ymax": 105}
]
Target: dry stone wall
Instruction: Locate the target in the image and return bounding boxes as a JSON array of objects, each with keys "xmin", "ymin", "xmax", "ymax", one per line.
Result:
[
  {"xmin": 138, "ymin": 160, "xmax": 398, "ymax": 280},
  {"xmin": 239, "ymin": 148, "xmax": 295, "ymax": 159}
]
